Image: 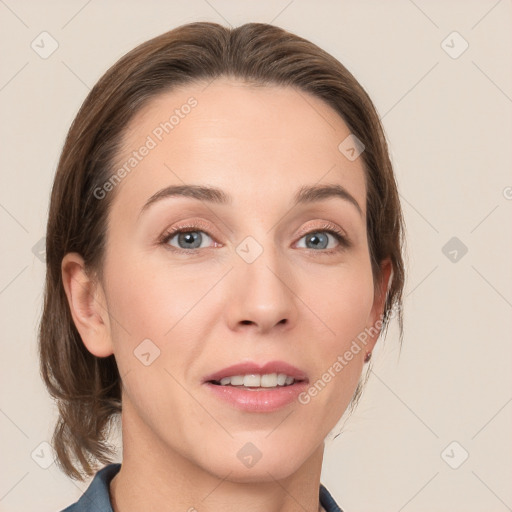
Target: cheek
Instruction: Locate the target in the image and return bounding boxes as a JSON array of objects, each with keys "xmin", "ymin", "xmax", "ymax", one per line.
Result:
[
  {"xmin": 103, "ymin": 248, "xmax": 209, "ymax": 337},
  {"xmin": 298, "ymin": 260, "xmax": 375, "ymax": 345},
  {"xmin": 102, "ymin": 246, "xmax": 225, "ymax": 383},
  {"xmin": 101, "ymin": 253, "xmax": 207, "ymax": 425},
  {"xmin": 296, "ymin": 261, "xmax": 374, "ymax": 405}
]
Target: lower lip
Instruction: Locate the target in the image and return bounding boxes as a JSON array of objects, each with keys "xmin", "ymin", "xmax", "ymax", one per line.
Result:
[{"xmin": 204, "ymin": 382, "xmax": 309, "ymax": 412}]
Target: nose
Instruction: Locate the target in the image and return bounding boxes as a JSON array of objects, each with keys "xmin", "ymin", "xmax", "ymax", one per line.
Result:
[{"xmin": 224, "ymin": 242, "xmax": 298, "ymax": 335}]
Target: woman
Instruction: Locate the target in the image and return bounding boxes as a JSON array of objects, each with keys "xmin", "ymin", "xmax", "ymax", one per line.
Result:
[{"xmin": 39, "ymin": 21, "xmax": 405, "ymax": 512}]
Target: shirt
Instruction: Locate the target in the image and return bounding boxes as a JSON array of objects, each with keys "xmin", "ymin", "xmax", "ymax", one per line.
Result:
[{"xmin": 60, "ymin": 463, "xmax": 343, "ymax": 512}]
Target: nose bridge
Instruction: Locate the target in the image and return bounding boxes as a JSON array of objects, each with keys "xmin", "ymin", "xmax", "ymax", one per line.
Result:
[
  {"xmin": 238, "ymin": 235, "xmax": 283, "ymax": 286},
  {"xmin": 227, "ymin": 230, "xmax": 297, "ymax": 331}
]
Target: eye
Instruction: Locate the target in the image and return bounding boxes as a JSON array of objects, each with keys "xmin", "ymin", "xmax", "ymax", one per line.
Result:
[
  {"xmin": 295, "ymin": 223, "xmax": 351, "ymax": 253},
  {"xmin": 166, "ymin": 229, "xmax": 213, "ymax": 250},
  {"xmin": 296, "ymin": 231, "xmax": 337, "ymax": 250},
  {"xmin": 159, "ymin": 221, "xmax": 218, "ymax": 253}
]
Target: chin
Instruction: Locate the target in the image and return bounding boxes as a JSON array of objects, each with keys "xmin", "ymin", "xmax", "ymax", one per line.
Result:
[
  {"xmin": 213, "ymin": 460, "xmax": 302, "ymax": 484},
  {"xmin": 198, "ymin": 442, "xmax": 312, "ymax": 484}
]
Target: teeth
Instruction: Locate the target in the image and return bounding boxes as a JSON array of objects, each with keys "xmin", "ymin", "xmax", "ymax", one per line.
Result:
[
  {"xmin": 244, "ymin": 374, "xmax": 261, "ymax": 387},
  {"xmin": 260, "ymin": 373, "xmax": 277, "ymax": 387},
  {"xmin": 216, "ymin": 373, "xmax": 297, "ymax": 388}
]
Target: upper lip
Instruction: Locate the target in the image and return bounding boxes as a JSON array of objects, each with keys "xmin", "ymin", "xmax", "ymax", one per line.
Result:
[{"xmin": 202, "ymin": 360, "xmax": 309, "ymax": 384}]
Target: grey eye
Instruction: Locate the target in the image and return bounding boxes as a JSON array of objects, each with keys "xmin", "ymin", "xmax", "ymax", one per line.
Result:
[
  {"xmin": 167, "ymin": 230, "xmax": 213, "ymax": 250},
  {"xmin": 296, "ymin": 231, "xmax": 339, "ymax": 250}
]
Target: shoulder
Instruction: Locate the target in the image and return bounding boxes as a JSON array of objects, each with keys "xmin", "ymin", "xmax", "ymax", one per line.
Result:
[
  {"xmin": 59, "ymin": 463, "xmax": 121, "ymax": 512},
  {"xmin": 320, "ymin": 483, "xmax": 344, "ymax": 512}
]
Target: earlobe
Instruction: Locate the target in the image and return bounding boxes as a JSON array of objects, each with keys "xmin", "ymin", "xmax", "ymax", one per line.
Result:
[{"xmin": 61, "ymin": 252, "xmax": 114, "ymax": 358}]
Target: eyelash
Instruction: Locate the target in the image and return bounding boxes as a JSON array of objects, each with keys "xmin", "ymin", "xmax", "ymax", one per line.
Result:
[{"xmin": 158, "ymin": 221, "xmax": 351, "ymax": 255}]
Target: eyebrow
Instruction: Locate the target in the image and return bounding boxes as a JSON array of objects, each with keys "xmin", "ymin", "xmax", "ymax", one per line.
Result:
[{"xmin": 138, "ymin": 183, "xmax": 363, "ymax": 218}]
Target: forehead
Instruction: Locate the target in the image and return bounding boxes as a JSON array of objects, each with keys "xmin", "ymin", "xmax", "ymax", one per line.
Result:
[{"xmin": 110, "ymin": 78, "xmax": 367, "ymax": 218}]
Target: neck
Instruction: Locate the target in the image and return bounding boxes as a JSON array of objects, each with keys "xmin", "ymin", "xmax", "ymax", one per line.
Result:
[{"xmin": 109, "ymin": 397, "xmax": 326, "ymax": 512}]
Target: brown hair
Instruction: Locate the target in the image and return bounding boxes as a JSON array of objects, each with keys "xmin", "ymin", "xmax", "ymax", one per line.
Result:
[{"xmin": 38, "ymin": 21, "xmax": 405, "ymax": 481}]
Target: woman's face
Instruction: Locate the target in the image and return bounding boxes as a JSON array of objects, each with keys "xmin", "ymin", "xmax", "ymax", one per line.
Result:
[{"xmin": 93, "ymin": 79, "xmax": 389, "ymax": 481}]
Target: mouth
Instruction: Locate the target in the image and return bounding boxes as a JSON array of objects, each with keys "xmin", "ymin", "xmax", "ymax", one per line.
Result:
[
  {"xmin": 202, "ymin": 361, "xmax": 309, "ymax": 412},
  {"xmin": 208, "ymin": 372, "xmax": 305, "ymax": 390},
  {"xmin": 202, "ymin": 360, "xmax": 308, "ymax": 387}
]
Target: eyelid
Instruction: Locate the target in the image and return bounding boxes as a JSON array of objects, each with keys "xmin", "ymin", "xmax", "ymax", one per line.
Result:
[
  {"xmin": 295, "ymin": 221, "xmax": 350, "ymax": 242},
  {"xmin": 157, "ymin": 220, "xmax": 222, "ymax": 254}
]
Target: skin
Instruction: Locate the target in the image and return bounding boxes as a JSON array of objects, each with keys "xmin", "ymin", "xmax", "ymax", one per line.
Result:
[{"xmin": 62, "ymin": 78, "xmax": 391, "ymax": 512}]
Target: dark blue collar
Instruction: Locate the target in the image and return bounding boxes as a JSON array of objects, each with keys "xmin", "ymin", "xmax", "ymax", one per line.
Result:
[{"xmin": 61, "ymin": 463, "xmax": 343, "ymax": 512}]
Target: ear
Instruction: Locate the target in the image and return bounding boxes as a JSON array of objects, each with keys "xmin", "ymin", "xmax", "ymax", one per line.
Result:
[
  {"xmin": 365, "ymin": 258, "xmax": 393, "ymax": 354},
  {"xmin": 61, "ymin": 252, "xmax": 114, "ymax": 357}
]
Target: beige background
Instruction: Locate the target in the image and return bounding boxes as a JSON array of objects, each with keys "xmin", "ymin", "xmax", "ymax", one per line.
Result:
[{"xmin": 1, "ymin": 1, "xmax": 511, "ymax": 511}]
